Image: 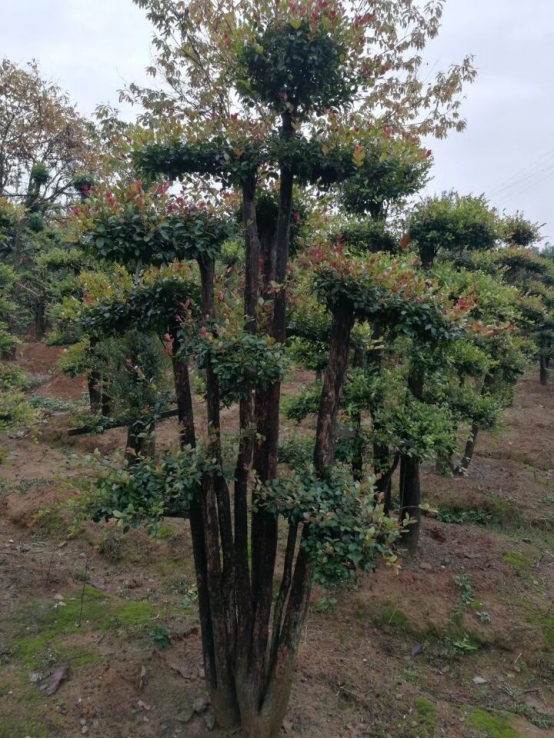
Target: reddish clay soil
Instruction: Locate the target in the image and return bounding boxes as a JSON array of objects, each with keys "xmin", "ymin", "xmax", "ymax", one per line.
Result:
[{"xmin": 0, "ymin": 343, "xmax": 553, "ymax": 737}]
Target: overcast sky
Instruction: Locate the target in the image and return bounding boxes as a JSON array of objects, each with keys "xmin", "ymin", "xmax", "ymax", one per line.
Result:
[{"xmin": 2, "ymin": 0, "xmax": 553, "ymax": 242}]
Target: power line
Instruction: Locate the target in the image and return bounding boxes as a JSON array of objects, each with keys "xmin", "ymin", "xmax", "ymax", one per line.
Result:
[
  {"xmin": 490, "ymin": 145, "xmax": 554, "ymax": 196},
  {"xmin": 492, "ymin": 159, "xmax": 554, "ymax": 198},
  {"xmin": 501, "ymin": 165, "xmax": 554, "ymax": 202}
]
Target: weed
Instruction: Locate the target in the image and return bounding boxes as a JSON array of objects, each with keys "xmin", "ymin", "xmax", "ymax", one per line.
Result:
[
  {"xmin": 476, "ymin": 611, "xmax": 492, "ymax": 623},
  {"xmin": 453, "ymin": 575, "xmax": 475, "ymax": 605},
  {"xmin": 150, "ymin": 625, "xmax": 171, "ymax": 649},
  {"xmin": 438, "ymin": 507, "xmax": 491, "ymax": 526}
]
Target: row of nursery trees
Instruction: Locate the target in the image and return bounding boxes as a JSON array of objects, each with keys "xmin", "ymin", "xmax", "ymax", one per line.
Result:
[{"xmin": 2, "ymin": 1, "xmax": 554, "ymax": 734}]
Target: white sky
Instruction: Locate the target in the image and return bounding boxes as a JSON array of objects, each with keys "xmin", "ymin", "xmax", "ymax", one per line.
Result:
[{"xmin": 1, "ymin": 0, "xmax": 553, "ymax": 241}]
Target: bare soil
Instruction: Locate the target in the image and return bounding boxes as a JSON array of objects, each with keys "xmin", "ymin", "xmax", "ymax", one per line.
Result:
[{"xmin": 0, "ymin": 344, "xmax": 553, "ymax": 738}]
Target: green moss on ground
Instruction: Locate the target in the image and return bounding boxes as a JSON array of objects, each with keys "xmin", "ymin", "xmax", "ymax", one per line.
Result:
[
  {"xmin": 366, "ymin": 602, "xmax": 411, "ymax": 630},
  {"xmin": 414, "ymin": 697, "xmax": 438, "ymax": 735},
  {"xmin": 0, "ymin": 718, "xmax": 54, "ymax": 738},
  {"xmin": 14, "ymin": 586, "xmax": 154, "ymax": 668},
  {"xmin": 503, "ymin": 551, "xmax": 533, "ymax": 577},
  {"xmin": 466, "ymin": 708, "xmax": 520, "ymax": 737}
]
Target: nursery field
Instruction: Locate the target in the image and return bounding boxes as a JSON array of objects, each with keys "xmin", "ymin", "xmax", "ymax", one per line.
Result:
[{"xmin": 0, "ymin": 342, "xmax": 553, "ymax": 738}]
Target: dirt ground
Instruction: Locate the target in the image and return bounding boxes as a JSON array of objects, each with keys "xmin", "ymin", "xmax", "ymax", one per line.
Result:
[{"xmin": 0, "ymin": 343, "xmax": 553, "ymax": 738}]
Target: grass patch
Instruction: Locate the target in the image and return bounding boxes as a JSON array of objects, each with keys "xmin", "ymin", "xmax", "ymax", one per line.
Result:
[
  {"xmin": 14, "ymin": 586, "xmax": 154, "ymax": 669},
  {"xmin": 0, "ymin": 718, "xmax": 54, "ymax": 738},
  {"xmin": 367, "ymin": 602, "xmax": 410, "ymax": 630},
  {"xmin": 437, "ymin": 506, "xmax": 491, "ymax": 526},
  {"xmin": 524, "ymin": 613, "xmax": 554, "ymax": 647},
  {"xmin": 414, "ymin": 698, "xmax": 438, "ymax": 735},
  {"xmin": 155, "ymin": 523, "xmax": 177, "ymax": 540},
  {"xmin": 503, "ymin": 551, "xmax": 533, "ymax": 578},
  {"xmin": 28, "ymin": 395, "xmax": 82, "ymax": 412},
  {"xmin": 466, "ymin": 708, "xmax": 520, "ymax": 738}
]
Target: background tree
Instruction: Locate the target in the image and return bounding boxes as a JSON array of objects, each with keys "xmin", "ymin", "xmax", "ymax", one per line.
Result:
[{"xmin": 0, "ymin": 59, "xmax": 100, "ymax": 209}]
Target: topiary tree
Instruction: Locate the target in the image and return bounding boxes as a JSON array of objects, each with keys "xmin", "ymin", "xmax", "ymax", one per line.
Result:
[
  {"xmin": 334, "ymin": 129, "xmax": 431, "ymax": 495},
  {"xmin": 408, "ymin": 192, "xmax": 500, "ymax": 269},
  {"xmin": 73, "ymin": 0, "xmax": 478, "ymax": 733},
  {"xmin": 495, "ymin": 216, "xmax": 553, "ymax": 386}
]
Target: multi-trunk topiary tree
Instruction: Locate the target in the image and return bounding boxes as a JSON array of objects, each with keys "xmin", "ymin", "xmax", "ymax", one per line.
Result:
[{"xmin": 69, "ymin": 0, "xmax": 480, "ymax": 733}]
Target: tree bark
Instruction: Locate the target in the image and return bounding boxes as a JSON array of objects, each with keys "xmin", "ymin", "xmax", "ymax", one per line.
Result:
[
  {"xmin": 256, "ymin": 297, "xmax": 355, "ymax": 736},
  {"xmin": 172, "ymin": 342, "xmax": 224, "ymax": 717},
  {"xmin": 398, "ymin": 454, "xmax": 420, "ymax": 556},
  {"xmin": 314, "ymin": 298, "xmax": 355, "ymax": 473},
  {"xmin": 540, "ymin": 355, "xmax": 549, "ymax": 386},
  {"xmin": 457, "ymin": 422, "xmax": 478, "ymax": 475},
  {"xmin": 399, "ymin": 366, "xmax": 424, "ymax": 555},
  {"xmin": 234, "ymin": 174, "xmax": 261, "ymax": 723},
  {"xmin": 198, "ymin": 257, "xmax": 237, "ymax": 721},
  {"xmin": 250, "ymin": 112, "xmax": 295, "ymax": 706}
]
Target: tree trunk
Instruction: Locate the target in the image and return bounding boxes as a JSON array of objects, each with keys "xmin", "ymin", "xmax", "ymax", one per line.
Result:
[
  {"xmin": 34, "ymin": 296, "xmax": 47, "ymax": 339},
  {"xmin": 253, "ymin": 297, "xmax": 355, "ymax": 737},
  {"xmin": 366, "ymin": 322, "xmax": 392, "ymax": 502},
  {"xmin": 125, "ymin": 422, "xmax": 155, "ymax": 464},
  {"xmin": 540, "ymin": 355, "xmax": 549, "ymax": 386},
  {"xmin": 87, "ymin": 372, "xmax": 103, "ymax": 415},
  {"xmin": 399, "ymin": 366, "xmax": 424, "ymax": 555},
  {"xmin": 314, "ymin": 298, "xmax": 355, "ymax": 473},
  {"xmin": 379, "ymin": 452, "xmax": 399, "ymax": 514},
  {"xmin": 234, "ymin": 175, "xmax": 260, "ymax": 721},
  {"xmin": 457, "ymin": 422, "xmax": 478, "ymax": 475},
  {"xmin": 374, "ymin": 441, "xmax": 393, "ymax": 506},
  {"xmin": 398, "ymin": 454, "xmax": 421, "ymax": 556},
  {"xmin": 250, "ymin": 115, "xmax": 294, "ymax": 709},
  {"xmin": 198, "ymin": 256, "xmax": 238, "ymax": 726},
  {"xmin": 86, "ymin": 337, "xmax": 103, "ymax": 415},
  {"xmin": 170, "ymin": 341, "xmax": 224, "ymax": 715}
]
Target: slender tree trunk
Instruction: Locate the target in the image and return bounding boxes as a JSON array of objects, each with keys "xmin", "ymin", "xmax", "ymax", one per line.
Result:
[
  {"xmin": 86, "ymin": 337, "xmax": 103, "ymax": 415},
  {"xmin": 35, "ymin": 296, "xmax": 47, "ymax": 339},
  {"xmin": 399, "ymin": 454, "xmax": 420, "ymax": 555},
  {"xmin": 350, "ymin": 346, "xmax": 364, "ymax": 480},
  {"xmin": 380, "ymin": 452, "xmax": 400, "ymax": 515},
  {"xmin": 125, "ymin": 421, "xmax": 155, "ymax": 464},
  {"xmin": 374, "ymin": 441, "xmax": 393, "ymax": 503},
  {"xmin": 256, "ymin": 298, "xmax": 355, "ymax": 736},
  {"xmin": 540, "ymin": 355, "xmax": 549, "ymax": 386},
  {"xmin": 457, "ymin": 422, "xmax": 479, "ymax": 475},
  {"xmin": 366, "ymin": 322, "xmax": 391, "ymax": 501},
  {"xmin": 250, "ymin": 113, "xmax": 294, "ymax": 709},
  {"xmin": 198, "ymin": 256, "xmax": 238, "ymax": 727},
  {"xmin": 170, "ymin": 340, "xmax": 222, "ymax": 710},
  {"xmin": 455, "ymin": 372, "xmax": 494, "ymax": 475},
  {"xmin": 314, "ymin": 298, "xmax": 355, "ymax": 472},
  {"xmin": 399, "ymin": 366, "xmax": 424, "ymax": 555},
  {"xmin": 234, "ymin": 175, "xmax": 261, "ymax": 724}
]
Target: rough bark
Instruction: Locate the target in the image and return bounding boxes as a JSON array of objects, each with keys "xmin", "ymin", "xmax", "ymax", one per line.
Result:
[
  {"xmin": 457, "ymin": 422, "xmax": 479, "ymax": 475},
  {"xmin": 198, "ymin": 257, "xmax": 237, "ymax": 692},
  {"xmin": 399, "ymin": 366, "xmax": 424, "ymax": 555},
  {"xmin": 540, "ymin": 355, "xmax": 549, "ymax": 386},
  {"xmin": 250, "ymin": 112, "xmax": 295, "ymax": 707},
  {"xmin": 314, "ymin": 298, "xmax": 355, "ymax": 473},
  {"xmin": 398, "ymin": 454, "xmax": 421, "ymax": 555},
  {"xmin": 234, "ymin": 175, "xmax": 260, "ymax": 723},
  {"xmin": 169, "ymin": 332, "xmax": 222, "ymax": 722}
]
